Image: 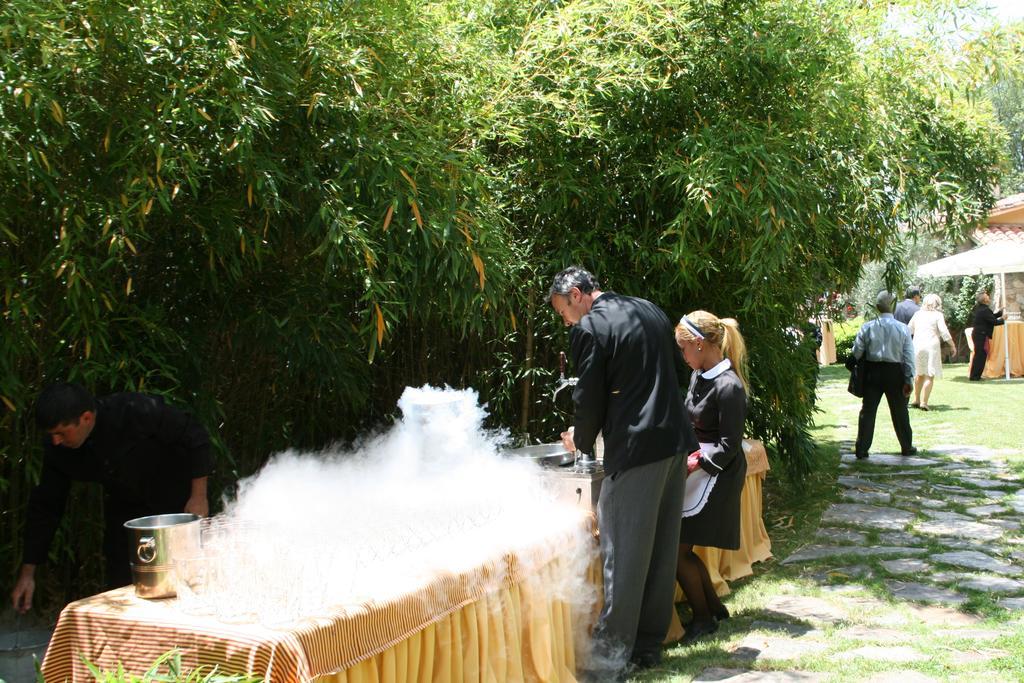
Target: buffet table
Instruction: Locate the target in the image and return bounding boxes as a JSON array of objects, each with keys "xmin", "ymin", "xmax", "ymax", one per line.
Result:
[
  {"xmin": 817, "ymin": 319, "xmax": 837, "ymax": 366},
  {"xmin": 42, "ymin": 522, "xmax": 593, "ymax": 683},
  {"xmin": 42, "ymin": 440, "xmax": 773, "ymax": 680},
  {"xmin": 983, "ymin": 320, "xmax": 1024, "ymax": 379}
]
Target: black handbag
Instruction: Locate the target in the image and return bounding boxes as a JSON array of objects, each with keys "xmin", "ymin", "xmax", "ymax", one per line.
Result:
[{"xmin": 845, "ymin": 355, "xmax": 866, "ymax": 397}]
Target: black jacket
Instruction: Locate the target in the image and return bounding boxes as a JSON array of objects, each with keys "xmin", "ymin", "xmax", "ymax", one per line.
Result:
[
  {"xmin": 971, "ymin": 304, "xmax": 1004, "ymax": 340},
  {"xmin": 570, "ymin": 292, "xmax": 698, "ymax": 475},
  {"xmin": 23, "ymin": 393, "xmax": 212, "ymax": 565}
]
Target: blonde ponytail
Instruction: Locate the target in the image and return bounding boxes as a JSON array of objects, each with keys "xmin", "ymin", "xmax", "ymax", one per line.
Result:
[{"xmin": 720, "ymin": 318, "xmax": 750, "ymax": 394}]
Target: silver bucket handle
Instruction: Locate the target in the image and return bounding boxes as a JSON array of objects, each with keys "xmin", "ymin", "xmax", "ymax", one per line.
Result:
[{"xmin": 137, "ymin": 536, "xmax": 157, "ymax": 564}]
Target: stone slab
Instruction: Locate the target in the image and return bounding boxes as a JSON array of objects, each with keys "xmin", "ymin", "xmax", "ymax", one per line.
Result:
[
  {"xmin": 905, "ymin": 604, "xmax": 980, "ymax": 625},
  {"xmin": 763, "ymin": 596, "xmax": 847, "ymax": 624},
  {"xmin": 959, "ymin": 574, "xmax": 1024, "ymax": 593},
  {"xmin": 955, "ymin": 648, "xmax": 1011, "ymax": 664},
  {"xmin": 945, "ymin": 494, "xmax": 992, "ymax": 505},
  {"xmin": 840, "ymin": 453, "xmax": 939, "ymax": 466},
  {"xmin": 931, "ymin": 550, "xmax": 1022, "ymax": 576},
  {"xmin": 694, "ymin": 668, "xmax": 826, "ymax": 682},
  {"xmin": 917, "ymin": 498, "xmax": 947, "ymax": 509},
  {"xmin": 821, "ymin": 503, "xmax": 915, "ymax": 530},
  {"xmin": 749, "ymin": 620, "xmax": 819, "ymax": 637},
  {"xmin": 989, "ymin": 518, "xmax": 1021, "ymax": 532},
  {"xmin": 913, "ymin": 519, "xmax": 1004, "ymax": 542},
  {"xmin": 842, "ymin": 489, "xmax": 893, "ymax": 505},
  {"xmin": 838, "ymin": 475, "xmax": 880, "ymax": 488},
  {"xmin": 731, "ymin": 635, "xmax": 828, "ymax": 661},
  {"xmin": 939, "ymin": 538, "xmax": 1002, "ymax": 553},
  {"xmin": 782, "ymin": 545, "xmax": 926, "ymax": 564},
  {"xmin": 927, "ymin": 445, "xmax": 995, "ymax": 460},
  {"xmin": 837, "ymin": 626, "xmax": 910, "ymax": 642},
  {"xmin": 864, "ymin": 674, "xmax": 938, "ymax": 683},
  {"xmin": 932, "ymin": 484, "xmax": 971, "ymax": 493},
  {"xmin": 1007, "ymin": 490, "xmax": 1024, "ymax": 514},
  {"xmin": 921, "ymin": 509, "xmax": 973, "ymax": 523},
  {"xmin": 965, "ymin": 504, "xmax": 1007, "ymax": 517},
  {"xmin": 958, "ymin": 477, "xmax": 1014, "ymax": 490},
  {"xmin": 885, "ymin": 581, "xmax": 968, "ymax": 605},
  {"xmin": 837, "ymin": 645, "xmax": 927, "ymax": 662},
  {"xmin": 877, "ymin": 531, "xmax": 920, "ymax": 546},
  {"xmin": 999, "ymin": 597, "xmax": 1024, "ymax": 610},
  {"xmin": 814, "ymin": 527, "xmax": 868, "ymax": 544},
  {"xmin": 933, "ymin": 628, "xmax": 1003, "ymax": 640},
  {"xmin": 880, "ymin": 558, "xmax": 931, "ymax": 575}
]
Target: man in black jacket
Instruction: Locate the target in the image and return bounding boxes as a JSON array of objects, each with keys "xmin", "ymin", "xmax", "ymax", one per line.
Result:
[
  {"xmin": 969, "ymin": 290, "xmax": 1006, "ymax": 380},
  {"xmin": 550, "ymin": 266, "xmax": 697, "ymax": 677},
  {"xmin": 10, "ymin": 383, "xmax": 212, "ymax": 613}
]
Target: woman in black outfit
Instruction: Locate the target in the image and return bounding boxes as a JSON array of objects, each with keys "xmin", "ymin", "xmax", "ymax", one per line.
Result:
[
  {"xmin": 969, "ymin": 290, "xmax": 1005, "ymax": 381},
  {"xmin": 674, "ymin": 311, "xmax": 750, "ymax": 644}
]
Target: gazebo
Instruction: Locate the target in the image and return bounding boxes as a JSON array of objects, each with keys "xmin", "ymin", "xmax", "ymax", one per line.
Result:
[{"xmin": 917, "ymin": 242, "xmax": 1024, "ymax": 379}]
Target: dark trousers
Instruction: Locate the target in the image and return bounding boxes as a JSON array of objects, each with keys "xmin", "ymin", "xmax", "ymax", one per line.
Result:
[
  {"xmin": 589, "ymin": 454, "xmax": 684, "ymax": 673},
  {"xmin": 855, "ymin": 361, "xmax": 913, "ymax": 456},
  {"xmin": 969, "ymin": 333, "xmax": 988, "ymax": 380}
]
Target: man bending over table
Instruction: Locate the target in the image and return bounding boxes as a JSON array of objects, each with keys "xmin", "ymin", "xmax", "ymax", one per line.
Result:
[{"xmin": 10, "ymin": 382, "xmax": 212, "ymax": 613}]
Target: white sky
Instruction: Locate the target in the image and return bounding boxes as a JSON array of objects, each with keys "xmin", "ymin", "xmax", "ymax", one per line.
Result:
[{"xmin": 981, "ymin": 0, "xmax": 1024, "ymax": 23}]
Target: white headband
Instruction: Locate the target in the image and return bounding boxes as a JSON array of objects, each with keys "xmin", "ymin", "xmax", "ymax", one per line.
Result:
[{"xmin": 679, "ymin": 316, "xmax": 705, "ymax": 340}]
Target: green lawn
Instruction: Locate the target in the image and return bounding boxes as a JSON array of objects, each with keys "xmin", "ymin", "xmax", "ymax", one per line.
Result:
[{"xmin": 636, "ymin": 362, "xmax": 1024, "ymax": 682}]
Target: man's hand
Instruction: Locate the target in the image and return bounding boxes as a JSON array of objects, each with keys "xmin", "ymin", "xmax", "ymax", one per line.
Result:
[
  {"xmin": 560, "ymin": 429, "xmax": 576, "ymax": 454},
  {"xmin": 11, "ymin": 564, "xmax": 36, "ymax": 614},
  {"xmin": 184, "ymin": 476, "xmax": 209, "ymax": 517},
  {"xmin": 184, "ymin": 495, "xmax": 209, "ymax": 518},
  {"xmin": 903, "ymin": 384, "xmax": 912, "ymax": 397},
  {"xmin": 687, "ymin": 451, "xmax": 702, "ymax": 474}
]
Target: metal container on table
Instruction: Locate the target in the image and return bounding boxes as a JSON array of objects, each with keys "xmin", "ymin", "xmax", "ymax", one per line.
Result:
[
  {"xmin": 124, "ymin": 513, "xmax": 201, "ymax": 599},
  {"xmin": 0, "ymin": 628, "xmax": 51, "ymax": 683},
  {"xmin": 501, "ymin": 442, "xmax": 605, "ymax": 512}
]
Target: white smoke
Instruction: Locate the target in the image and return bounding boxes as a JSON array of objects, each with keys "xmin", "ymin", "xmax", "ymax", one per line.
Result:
[{"xmin": 177, "ymin": 385, "xmax": 598, "ymax": 629}]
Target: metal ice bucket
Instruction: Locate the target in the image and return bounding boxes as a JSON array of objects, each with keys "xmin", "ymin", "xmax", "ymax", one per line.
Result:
[{"xmin": 124, "ymin": 513, "xmax": 201, "ymax": 599}]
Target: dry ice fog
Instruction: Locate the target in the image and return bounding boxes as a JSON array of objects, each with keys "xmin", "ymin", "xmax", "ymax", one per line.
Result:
[{"xmin": 179, "ymin": 385, "xmax": 598, "ymax": 625}]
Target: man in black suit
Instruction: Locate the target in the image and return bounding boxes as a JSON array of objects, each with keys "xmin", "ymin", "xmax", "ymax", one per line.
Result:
[
  {"xmin": 550, "ymin": 266, "xmax": 697, "ymax": 677},
  {"xmin": 894, "ymin": 286, "xmax": 921, "ymax": 325},
  {"xmin": 969, "ymin": 290, "xmax": 1005, "ymax": 380},
  {"xmin": 11, "ymin": 383, "xmax": 212, "ymax": 613}
]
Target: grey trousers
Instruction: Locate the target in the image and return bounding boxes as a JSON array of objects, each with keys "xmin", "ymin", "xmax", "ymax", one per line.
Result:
[{"xmin": 591, "ymin": 454, "xmax": 685, "ymax": 668}]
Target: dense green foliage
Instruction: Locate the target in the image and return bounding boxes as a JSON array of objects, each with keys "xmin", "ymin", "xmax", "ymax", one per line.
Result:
[
  {"xmin": 0, "ymin": 0, "xmax": 1015, "ymax": 608},
  {"xmin": 833, "ymin": 317, "xmax": 863, "ymax": 363}
]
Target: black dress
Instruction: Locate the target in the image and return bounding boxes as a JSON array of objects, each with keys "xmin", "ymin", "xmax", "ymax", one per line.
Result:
[{"xmin": 679, "ymin": 362, "xmax": 748, "ymax": 550}]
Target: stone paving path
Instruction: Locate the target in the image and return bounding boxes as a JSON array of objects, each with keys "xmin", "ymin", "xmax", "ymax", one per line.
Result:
[{"xmin": 686, "ymin": 440, "xmax": 1024, "ymax": 682}]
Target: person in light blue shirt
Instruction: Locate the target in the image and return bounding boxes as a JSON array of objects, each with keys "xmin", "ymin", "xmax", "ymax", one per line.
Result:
[{"xmin": 852, "ymin": 291, "xmax": 916, "ymax": 459}]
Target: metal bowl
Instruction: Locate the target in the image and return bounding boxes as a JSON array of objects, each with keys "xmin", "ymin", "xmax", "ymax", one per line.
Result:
[{"xmin": 501, "ymin": 443, "xmax": 575, "ymax": 468}]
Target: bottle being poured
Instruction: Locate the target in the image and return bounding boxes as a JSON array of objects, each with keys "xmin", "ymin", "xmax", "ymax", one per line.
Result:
[{"xmin": 553, "ymin": 352, "xmax": 599, "ymax": 472}]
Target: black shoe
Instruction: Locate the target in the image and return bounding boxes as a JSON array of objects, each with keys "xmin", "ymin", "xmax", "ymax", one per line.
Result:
[
  {"xmin": 901, "ymin": 447, "xmax": 918, "ymax": 456},
  {"xmin": 680, "ymin": 618, "xmax": 718, "ymax": 645},
  {"xmin": 855, "ymin": 452, "xmax": 869, "ymax": 460},
  {"xmin": 714, "ymin": 606, "xmax": 730, "ymax": 622},
  {"xmin": 628, "ymin": 650, "xmax": 662, "ymax": 670}
]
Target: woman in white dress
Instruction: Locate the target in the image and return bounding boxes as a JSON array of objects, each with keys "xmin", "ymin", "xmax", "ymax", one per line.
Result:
[{"xmin": 907, "ymin": 293, "xmax": 956, "ymax": 410}]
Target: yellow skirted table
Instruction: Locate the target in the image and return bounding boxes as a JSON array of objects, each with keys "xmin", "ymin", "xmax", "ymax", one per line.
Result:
[
  {"xmin": 665, "ymin": 439, "xmax": 773, "ymax": 642},
  {"xmin": 42, "ymin": 522, "xmax": 594, "ymax": 683},
  {"xmin": 817, "ymin": 319, "xmax": 837, "ymax": 366},
  {"xmin": 983, "ymin": 320, "xmax": 1024, "ymax": 378}
]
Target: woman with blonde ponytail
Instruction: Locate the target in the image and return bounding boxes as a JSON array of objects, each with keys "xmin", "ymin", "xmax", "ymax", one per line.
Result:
[{"xmin": 673, "ymin": 310, "xmax": 750, "ymax": 644}]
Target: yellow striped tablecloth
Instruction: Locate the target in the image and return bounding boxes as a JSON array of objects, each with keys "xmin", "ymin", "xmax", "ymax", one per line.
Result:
[{"xmin": 42, "ymin": 521, "xmax": 594, "ymax": 683}]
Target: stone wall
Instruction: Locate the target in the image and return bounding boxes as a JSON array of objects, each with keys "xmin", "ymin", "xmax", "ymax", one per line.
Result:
[{"xmin": 994, "ymin": 272, "xmax": 1024, "ymax": 321}]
